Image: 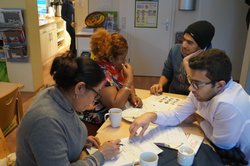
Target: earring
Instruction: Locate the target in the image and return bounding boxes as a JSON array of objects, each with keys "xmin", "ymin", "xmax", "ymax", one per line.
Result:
[{"xmin": 75, "ymin": 94, "xmax": 79, "ymax": 99}]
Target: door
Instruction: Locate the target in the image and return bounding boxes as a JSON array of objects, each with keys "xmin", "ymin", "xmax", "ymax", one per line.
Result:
[{"xmin": 118, "ymin": 0, "xmax": 174, "ymax": 76}]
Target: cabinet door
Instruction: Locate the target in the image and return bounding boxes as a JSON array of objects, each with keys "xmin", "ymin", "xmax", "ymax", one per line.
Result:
[
  {"xmin": 50, "ymin": 28, "xmax": 58, "ymax": 57},
  {"xmin": 40, "ymin": 28, "xmax": 50, "ymax": 64}
]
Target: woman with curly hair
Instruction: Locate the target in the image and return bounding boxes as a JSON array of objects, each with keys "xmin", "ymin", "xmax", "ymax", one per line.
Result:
[{"xmin": 79, "ymin": 28, "xmax": 142, "ymax": 126}]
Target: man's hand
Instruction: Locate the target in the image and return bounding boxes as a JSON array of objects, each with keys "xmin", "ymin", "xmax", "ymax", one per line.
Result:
[
  {"xmin": 129, "ymin": 112, "xmax": 157, "ymax": 139},
  {"xmin": 211, "ymin": 142, "xmax": 248, "ymax": 165},
  {"xmin": 183, "ymin": 49, "xmax": 203, "ymax": 77},
  {"xmin": 150, "ymin": 84, "xmax": 163, "ymax": 95}
]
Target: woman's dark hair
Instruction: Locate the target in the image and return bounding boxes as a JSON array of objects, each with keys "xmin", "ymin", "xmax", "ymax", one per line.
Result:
[
  {"xmin": 50, "ymin": 52, "xmax": 105, "ymax": 90},
  {"xmin": 189, "ymin": 49, "xmax": 232, "ymax": 84}
]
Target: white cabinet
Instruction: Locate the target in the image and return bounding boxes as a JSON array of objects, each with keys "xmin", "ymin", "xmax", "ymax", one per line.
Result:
[
  {"xmin": 40, "ymin": 23, "xmax": 58, "ymax": 64},
  {"xmin": 76, "ymin": 32, "xmax": 93, "ymax": 57}
]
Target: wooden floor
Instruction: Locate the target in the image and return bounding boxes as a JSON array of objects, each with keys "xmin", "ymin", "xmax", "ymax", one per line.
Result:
[{"xmin": 5, "ymin": 58, "xmax": 160, "ymax": 153}]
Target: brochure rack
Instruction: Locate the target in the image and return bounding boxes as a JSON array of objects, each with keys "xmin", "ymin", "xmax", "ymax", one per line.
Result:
[{"xmin": 0, "ymin": 8, "xmax": 28, "ymax": 62}]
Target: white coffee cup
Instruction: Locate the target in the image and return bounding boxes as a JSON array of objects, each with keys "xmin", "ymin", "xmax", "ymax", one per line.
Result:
[
  {"xmin": 140, "ymin": 151, "xmax": 158, "ymax": 166},
  {"xmin": 104, "ymin": 108, "xmax": 122, "ymax": 128},
  {"xmin": 177, "ymin": 145, "xmax": 195, "ymax": 166}
]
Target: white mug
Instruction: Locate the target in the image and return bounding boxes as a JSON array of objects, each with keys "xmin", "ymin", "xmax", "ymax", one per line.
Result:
[
  {"xmin": 140, "ymin": 151, "xmax": 158, "ymax": 166},
  {"xmin": 104, "ymin": 108, "xmax": 122, "ymax": 128},
  {"xmin": 177, "ymin": 145, "xmax": 195, "ymax": 166}
]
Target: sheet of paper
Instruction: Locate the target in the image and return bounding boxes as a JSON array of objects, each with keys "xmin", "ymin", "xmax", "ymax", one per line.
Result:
[
  {"xmin": 122, "ymin": 95, "xmax": 184, "ymax": 122},
  {"xmin": 187, "ymin": 134, "xmax": 204, "ymax": 154},
  {"xmin": 104, "ymin": 137, "xmax": 163, "ymax": 166},
  {"xmin": 142, "ymin": 95, "xmax": 184, "ymax": 112},
  {"xmin": 142, "ymin": 126, "xmax": 189, "ymax": 149}
]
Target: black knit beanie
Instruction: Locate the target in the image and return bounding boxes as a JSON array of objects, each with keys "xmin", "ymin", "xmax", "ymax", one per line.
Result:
[{"xmin": 184, "ymin": 20, "xmax": 215, "ymax": 49}]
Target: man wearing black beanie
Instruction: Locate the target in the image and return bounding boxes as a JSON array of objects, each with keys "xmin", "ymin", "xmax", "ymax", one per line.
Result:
[{"xmin": 150, "ymin": 20, "xmax": 215, "ymax": 95}]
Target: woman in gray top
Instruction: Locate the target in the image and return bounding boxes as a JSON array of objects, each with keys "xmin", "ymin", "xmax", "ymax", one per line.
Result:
[{"xmin": 16, "ymin": 52, "xmax": 121, "ymax": 166}]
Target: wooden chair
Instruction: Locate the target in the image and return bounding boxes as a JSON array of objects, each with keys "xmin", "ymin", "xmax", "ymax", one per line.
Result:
[{"xmin": 0, "ymin": 86, "xmax": 23, "ymax": 136}]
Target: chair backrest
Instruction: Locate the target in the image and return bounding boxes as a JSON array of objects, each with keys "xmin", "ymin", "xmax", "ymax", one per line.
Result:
[{"xmin": 0, "ymin": 86, "xmax": 19, "ymax": 135}]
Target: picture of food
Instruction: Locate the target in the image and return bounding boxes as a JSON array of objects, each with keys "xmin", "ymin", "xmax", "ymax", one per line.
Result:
[{"xmin": 85, "ymin": 12, "xmax": 106, "ymax": 28}]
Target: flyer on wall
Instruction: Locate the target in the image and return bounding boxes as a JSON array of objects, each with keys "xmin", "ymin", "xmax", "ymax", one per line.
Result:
[{"xmin": 134, "ymin": 0, "xmax": 159, "ymax": 28}]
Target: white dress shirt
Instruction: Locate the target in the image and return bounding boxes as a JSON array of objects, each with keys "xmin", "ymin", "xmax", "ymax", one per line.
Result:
[{"xmin": 154, "ymin": 79, "xmax": 250, "ymax": 164}]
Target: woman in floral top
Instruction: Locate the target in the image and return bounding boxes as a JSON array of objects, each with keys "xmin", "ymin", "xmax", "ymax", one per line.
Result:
[{"xmin": 79, "ymin": 28, "xmax": 143, "ymax": 125}]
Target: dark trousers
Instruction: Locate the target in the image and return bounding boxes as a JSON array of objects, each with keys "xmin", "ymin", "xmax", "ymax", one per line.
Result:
[
  {"xmin": 247, "ymin": 8, "xmax": 250, "ymax": 30},
  {"xmin": 66, "ymin": 23, "xmax": 76, "ymax": 53}
]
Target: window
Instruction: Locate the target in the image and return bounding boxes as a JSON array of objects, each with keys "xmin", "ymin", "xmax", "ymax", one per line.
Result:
[{"xmin": 37, "ymin": 0, "xmax": 47, "ymax": 16}]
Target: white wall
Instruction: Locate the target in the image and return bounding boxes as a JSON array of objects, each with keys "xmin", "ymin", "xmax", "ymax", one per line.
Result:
[
  {"xmin": 89, "ymin": 0, "xmax": 248, "ymax": 80},
  {"xmin": 174, "ymin": 0, "xmax": 248, "ymax": 80},
  {"xmin": 88, "ymin": 0, "xmax": 115, "ymax": 13}
]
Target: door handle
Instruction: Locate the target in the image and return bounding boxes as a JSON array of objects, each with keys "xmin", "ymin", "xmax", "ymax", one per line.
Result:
[{"xmin": 165, "ymin": 19, "xmax": 169, "ymax": 31}]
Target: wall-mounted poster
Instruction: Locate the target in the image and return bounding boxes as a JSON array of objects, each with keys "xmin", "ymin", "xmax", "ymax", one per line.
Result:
[{"xmin": 135, "ymin": 0, "xmax": 159, "ymax": 28}]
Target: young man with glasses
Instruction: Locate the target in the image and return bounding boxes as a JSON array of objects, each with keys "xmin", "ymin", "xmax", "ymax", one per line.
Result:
[{"xmin": 130, "ymin": 49, "xmax": 250, "ymax": 165}]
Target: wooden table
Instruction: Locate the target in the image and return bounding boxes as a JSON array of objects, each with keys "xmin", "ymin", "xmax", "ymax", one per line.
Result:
[
  {"xmin": 96, "ymin": 89, "xmax": 204, "ymax": 143},
  {"xmin": 87, "ymin": 89, "xmax": 224, "ymax": 165},
  {"xmin": 0, "ymin": 128, "xmax": 9, "ymax": 159}
]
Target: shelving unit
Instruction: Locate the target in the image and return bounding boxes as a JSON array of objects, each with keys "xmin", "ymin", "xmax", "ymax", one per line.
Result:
[{"xmin": 56, "ymin": 20, "xmax": 66, "ymax": 51}]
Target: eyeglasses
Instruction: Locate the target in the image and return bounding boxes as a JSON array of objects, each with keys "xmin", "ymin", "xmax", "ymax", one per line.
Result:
[
  {"xmin": 187, "ymin": 78, "xmax": 212, "ymax": 90},
  {"xmin": 85, "ymin": 85, "xmax": 102, "ymax": 102}
]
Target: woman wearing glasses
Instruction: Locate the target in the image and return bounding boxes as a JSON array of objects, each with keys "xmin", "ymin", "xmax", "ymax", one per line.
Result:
[
  {"xmin": 16, "ymin": 53, "xmax": 121, "ymax": 166},
  {"xmin": 79, "ymin": 28, "xmax": 143, "ymax": 126}
]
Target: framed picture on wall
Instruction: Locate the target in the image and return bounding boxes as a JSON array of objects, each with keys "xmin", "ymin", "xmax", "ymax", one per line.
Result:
[{"xmin": 134, "ymin": 0, "xmax": 159, "ymax": 28}]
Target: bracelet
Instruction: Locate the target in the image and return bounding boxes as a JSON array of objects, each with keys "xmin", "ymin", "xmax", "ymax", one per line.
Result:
[{"xmin": 123, "ymin": 85, "xmax": 131, "ymax": 91}]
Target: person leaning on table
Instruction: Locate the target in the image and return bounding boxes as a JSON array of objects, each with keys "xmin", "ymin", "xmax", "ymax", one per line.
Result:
[
  {"xmin": 150, "ymin": 20, "xmax": 215, "ymax": 95},
  {"xmin": 78, "ymin": 28, "xmax": 143, "ymax": 125},
  {"xmin": 130, "ymin": 49, "xmax": 250, "ymax": 165},
  {"xmin": 16, "ymin": 53, "xmax": 121, "ymax": 166}
]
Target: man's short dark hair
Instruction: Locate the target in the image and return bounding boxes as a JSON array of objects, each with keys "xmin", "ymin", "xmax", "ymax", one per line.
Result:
[{"xmin": 189, "ymin": 49, "xmax": 232, "ymax": 84}]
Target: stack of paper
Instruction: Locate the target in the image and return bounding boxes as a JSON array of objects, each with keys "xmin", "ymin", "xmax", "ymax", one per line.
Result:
[
  {"xmin": 89, "ymin": 126, "xmax": 200, "ymax": 166},
  {"xmin": 104, "ymin": 137, "xmax": 162, "ymax": 166}
]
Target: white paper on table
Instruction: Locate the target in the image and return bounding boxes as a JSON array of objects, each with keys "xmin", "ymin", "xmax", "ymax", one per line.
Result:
[
  {"xmin": 122, "ymin": 95, "xmax": 184, "ymax": 122},
  {"xmin": 187, "ymin": 134, "xmax": 204, "ymax": 154},
  {"xmin": 142, "ymin": 126, "xmax": 189, "ymax": 150},
  {"xmin": 103, "ymin": 137, "xmax": 163, "ymax": 166},
  {"xmin": 89, "ymin": 126, "xmax": 196, "ymax": 165},
  {"xmin": 142, "ymin": 95, "xmax": 184, "ymax": 112}
]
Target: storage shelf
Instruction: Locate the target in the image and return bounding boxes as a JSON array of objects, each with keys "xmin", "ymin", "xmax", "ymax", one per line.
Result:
[
  {"xmin": 57, "ymin": 28, "xmax": 64, "ymax": 33},
  {"xmin": 57, "ymin": 37, "xmax": 64, "ymax": 42}
]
